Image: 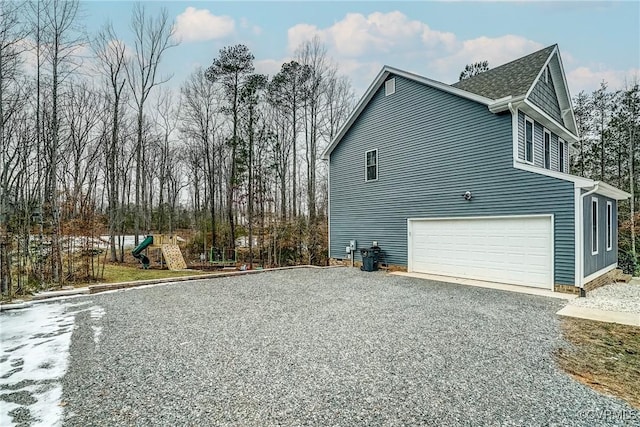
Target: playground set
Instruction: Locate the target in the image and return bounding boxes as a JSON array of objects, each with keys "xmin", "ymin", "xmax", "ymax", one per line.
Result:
[
  {"xmin": 132, "ymin": 234, "xmax": 187, "ymax": 270},
  {"xmin": 131, "ymin": 234, "xmax": 239, "ymax": 270}
]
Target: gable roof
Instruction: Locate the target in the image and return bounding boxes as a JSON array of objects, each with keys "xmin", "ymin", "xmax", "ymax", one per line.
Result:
[
  {"xmin": 452, "ymin": 45, "xmax": 556, "ymax": 99},
  {"xmin": 323, "ymin": 44, "xmax": 579, "ymax": 160}
]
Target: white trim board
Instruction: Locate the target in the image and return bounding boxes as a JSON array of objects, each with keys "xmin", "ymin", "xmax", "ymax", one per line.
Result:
[{"xmin": 583, "ymin": 263, "xmax": 617, "ymax": 284}]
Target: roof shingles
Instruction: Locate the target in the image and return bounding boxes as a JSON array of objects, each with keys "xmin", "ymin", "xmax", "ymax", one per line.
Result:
[{"xmin": 451, "ymin": 45, "xmax": 556, "ymax": 100}]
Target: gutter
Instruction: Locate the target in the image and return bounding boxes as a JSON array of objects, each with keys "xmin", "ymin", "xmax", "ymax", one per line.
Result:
[
  {"xmin": 489, "ymin": 94, "xmax": 526, "ymax": 113},
  {"xmin": 577, "ymin": 181, "xmax": 600, "ymax": 296}
]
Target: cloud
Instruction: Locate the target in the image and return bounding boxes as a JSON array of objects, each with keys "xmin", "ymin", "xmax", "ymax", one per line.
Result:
[
  {"xmin": 174, "ymin": 7, "xmax": 235, "ymax": 42},
  {"xmin": 254, "ymin": 58, "xmax": 288, "ymax": 78},
  {"xmin": 567, "ymin": 66, "xmax": 640, "ymax": 94},
  {"xmin": 287, "ymin": 11, "xmax": 456, "ymax": 56},
  {"xmin": 430, "ymin": 35, "xmax": 543, "ymax": 83}
]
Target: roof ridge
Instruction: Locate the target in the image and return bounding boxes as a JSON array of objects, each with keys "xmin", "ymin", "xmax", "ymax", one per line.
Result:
[
  {"xmin": 450, "ymin": 44, "xmax": 557, "ymax": 100},
  {"xmin": 455, "ymin": 44, "xmax": 556, "ymax": 85}
]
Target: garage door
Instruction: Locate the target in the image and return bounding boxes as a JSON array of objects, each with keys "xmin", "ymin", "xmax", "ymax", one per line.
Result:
[{"xmin": 408, "ymin": 216, "xmax": 552, "ymax": 289}]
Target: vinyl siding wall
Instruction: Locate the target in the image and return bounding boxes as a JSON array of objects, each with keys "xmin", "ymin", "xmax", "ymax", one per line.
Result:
[
  {"xmin": 329, "ymin": 75, "xmax": 576, "ymax": 285},
  {"xmin": 517, "ymin": 112, "xmax": 569, "ymax": 173},
  {"xmin": 583, "ymin": 193, "xmax": 618, "ymax": 276},
  {"xmin": 529, "ymin": 64, "xmax": 562, "ymax": 123}
]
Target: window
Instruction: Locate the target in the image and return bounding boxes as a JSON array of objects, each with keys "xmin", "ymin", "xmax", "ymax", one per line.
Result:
[
  {"xmin": 385, "ymin": 78, "xmax": 395, "ymax": 96},
  {"xmin": 525, "ymin": 117, "xmax": 534, "ymax": 164},
  {"xmin": 543, "ymin": 66, "xmax": 549, "ymax": 84},
  {"xmin": 558, "ymin": 138, "xmax": 566, "ymax": 172},
  {"xmin": 607, "ymin": 201, "xmax": 613, "ymax": 251},
  {"xmin": 543, "ymin": 130, "xmax": 551, "ymax": 169},
  {"xmin": 591, "ymin": 197, "xmax": 598, "ymax": 255},
  {"xmin": 365, "ymin": 149, "xmax": 378, "ymax": 181}
]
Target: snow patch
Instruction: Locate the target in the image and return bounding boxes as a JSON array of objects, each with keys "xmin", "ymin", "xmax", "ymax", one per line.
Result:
[{"xmin": 0, "ymin": 300, "xmax": 105, "ymax": 426}]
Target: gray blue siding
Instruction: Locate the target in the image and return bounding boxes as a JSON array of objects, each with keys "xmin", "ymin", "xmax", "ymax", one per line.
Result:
[
  {"xmin": 529, "ymin": 59, "xmax": 562, "ymax": 123},
  {"xmin": 518, "ymin": 112, "xmax": 569, "ymax": 172},
  {"xmin": 583, "ymin": 194, "xmax": 618, "ymax": 276},
  {"xmin": 329, "ymin": 75, "xmax": 576, "ymax": 285}
]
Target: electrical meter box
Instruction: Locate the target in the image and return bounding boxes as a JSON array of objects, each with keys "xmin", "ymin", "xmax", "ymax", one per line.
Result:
[{"xmin": 349, "ymin": 240, "xmax": 357, "ymax": 251}]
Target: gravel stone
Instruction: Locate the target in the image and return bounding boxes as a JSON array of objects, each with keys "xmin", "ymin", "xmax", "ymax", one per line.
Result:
[
  {"xmin": 571, "ymin": 282, "xmax": 640, "ymax": 313},
  {"xmin": 52, "ymin": 268, "xmax": 640, "ymax": 426}
]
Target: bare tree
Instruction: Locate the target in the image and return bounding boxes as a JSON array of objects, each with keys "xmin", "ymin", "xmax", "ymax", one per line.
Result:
[
  {"xmin": 41, "ymin": 0, "xmax": 83, "ymax": 285},
  {"xmin": 125, "ymin": 3, "xmax": 176, "ymax": 245},
  {"xmin": 94, "ymin": 23, "xmax": 128, "ymax": 262},
  {"xmin": 180, "ymin": 67, "xmax": 224, "ymax": 250}
]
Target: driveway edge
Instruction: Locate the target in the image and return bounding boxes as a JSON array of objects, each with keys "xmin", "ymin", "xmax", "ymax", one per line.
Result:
[{"xmin": 0, "ymin": 265, "xmax": 345, "ymax": 311}]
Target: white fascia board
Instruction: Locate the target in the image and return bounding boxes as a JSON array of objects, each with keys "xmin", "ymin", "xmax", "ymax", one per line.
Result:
[
  {"xmin": 521, "ymin": 99, "xmax": 579, "ymax": 143},
  {"xmin": 553, "ymin": 48, "xmax": 579, "ymax": 136},
  {"xmin": 321, "ymin": 68, "xmax": 390, "ymax": 160},
  {"xmin": 523, "ymin": 45, "xmax": 578, "ymax": 136},
  {"xmin": 596, "ymin": 181, "xmax": 631, "ymax": 201},
  {"xmin": 321, "ymin": 65, "xmax": 495, "ymax": 160},
  {"xmin": 513, "ymin": 160, "xmax": 595, "ymax": 187},
  {"xmin": 525, "ymin": 45, "xmax": 558, "ymax": 99},
  {"xmin": 385, "ymin": 66, "xmax": 495, "ymax": 106},
  {"xmin": 489, "ymin": 95, "xmax": 526, "ymax": 113}
]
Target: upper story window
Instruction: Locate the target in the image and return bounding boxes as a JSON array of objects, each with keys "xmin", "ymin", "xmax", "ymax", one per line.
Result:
[
  {"xmin": 365, "ymin": 149, "xmax": 378, "ymax": 182},
  {"xmin": 591, "ymin": 197, "xmax": 599, "ymax": 255},
  {"xmin": 525, "ymin": 117, "xmax": 534, "ymax": 164},
  {"xmin": 385, "ymin": 78, "xmax": 395, "ymax": 96},
  {"xmin": 606, "ymin": 201, "xmax": 613, "ymax": 251},
  {"xmin": 558, "ymin": 138, "xmax": 566, "ymax": 173},
  {"xmin": 543, "ymin": 129, "xmax": 551, "ymax": 169},
  {"xmin": 543, "ymin": 66, "xmax": 549, "ymax": 84}
]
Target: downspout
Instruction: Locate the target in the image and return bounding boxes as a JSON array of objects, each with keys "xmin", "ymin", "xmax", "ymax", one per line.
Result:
[
  {"xmin": 508, "ymin": 102, "xmax": 518, "ymax": 163},
  {"xmin": 578, "ymin": 181, "xmax": 600, "ymax": 296}
]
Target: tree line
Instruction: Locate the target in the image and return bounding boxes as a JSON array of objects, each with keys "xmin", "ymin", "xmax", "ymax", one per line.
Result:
[
  {"xmin": 0, "ymin": 1, "xmax": 354, "ymax": 296},
  {"xmin": 571, "ymin": 81, "xmax": 640, "ymax": 273}
]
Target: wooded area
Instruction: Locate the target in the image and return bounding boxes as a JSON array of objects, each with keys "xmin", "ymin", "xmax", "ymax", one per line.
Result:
[
  {"xmin": 1, "ymin": 1, "xmax": 638, "ymax": 298},
  {"xmin": 571, "ymin": 81, "xmax": 640, "ymax": 273},
  {"xmin": 0, "ymin": 1, "xmax": 354, "ymax": 296}
]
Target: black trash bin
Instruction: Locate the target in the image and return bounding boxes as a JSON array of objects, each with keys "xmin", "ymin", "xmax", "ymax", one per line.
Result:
[{"xmin": 360, "ymin": 246, "xmax": 381, "ymax": 272}]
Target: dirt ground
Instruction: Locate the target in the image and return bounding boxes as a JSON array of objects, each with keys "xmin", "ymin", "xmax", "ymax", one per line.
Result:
[{"xmin": 556, "ymin": 317, "xmax": 640, "ymax": 409}]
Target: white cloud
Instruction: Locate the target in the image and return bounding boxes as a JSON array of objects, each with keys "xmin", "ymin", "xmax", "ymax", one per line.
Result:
[
  {"xmin": 174, "ymin": 7, "xmax": 235, "ymax": 42},
  {"xmin": 567, "ymin": 66, "xmax": 640, "ymax": 94},
  {"xmin": 287, "ymin": 11, "xmax": 456, "ymax": 56},
  {"xmin": 254, "ymin": 58, "xmax": 288, "ymax": 78},
  {"xmin": 430, "ymin": 35, "xmax": 543, "ymax": 83}
]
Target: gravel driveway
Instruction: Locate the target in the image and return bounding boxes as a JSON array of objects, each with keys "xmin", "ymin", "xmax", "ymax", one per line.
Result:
[{"xmin": 4, "ymin": 268, "xmax": 639, "ymax": 426}]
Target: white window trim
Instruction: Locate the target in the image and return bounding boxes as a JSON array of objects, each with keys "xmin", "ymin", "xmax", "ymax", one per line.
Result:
[
  {"xmin": 524, "ymin": 116, "xmax": 535, "ymax": 165},
  {"xmin": 385, "ymin": 78, "xmax": 395, "ymax": 96},
  {"xmin": 558, "ymin": 137, "xmax": 565, "ymax": 173},
  {"xmin": 591, "ymin": 197, "xmax": 599, "ymax": 255},
  {"xmin": 606, "ymin": 201, "xmax": 613, "ymax": 251},
  {"xmin": 543, "ymin": 128, "xmax": 551, "ymax": 169},
  {"xmin": 365, "ymin": 149, "xmax": 378, "ymax": 182}
]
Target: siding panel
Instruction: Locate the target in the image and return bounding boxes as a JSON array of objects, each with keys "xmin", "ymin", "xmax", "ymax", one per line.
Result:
[
  {"xmin": 330, "ymin": 76, "xmax": 576, "ymax": 285},
  {"xmin": 583, "ymin": 194, "xmax": 618, "ymax": 276},
  {"xmin": 530, "ymin": 68, "xmax": 562, "ymax": 123}
]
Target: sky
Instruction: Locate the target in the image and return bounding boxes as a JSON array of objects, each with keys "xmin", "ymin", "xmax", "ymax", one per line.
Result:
[{"xmin": 76, "ymin": 0, "xmax": 640, "ymax": 98}]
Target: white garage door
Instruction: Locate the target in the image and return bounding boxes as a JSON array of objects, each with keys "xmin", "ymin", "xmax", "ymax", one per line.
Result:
[{"xmin": 408, "ymin": 216, "xmax": 553, "ymax": 289}]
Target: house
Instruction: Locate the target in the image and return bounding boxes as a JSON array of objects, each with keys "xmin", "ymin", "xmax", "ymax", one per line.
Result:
[{"xmin": 322, "ymin": 45, "xmax": 630, "ymax": 292}]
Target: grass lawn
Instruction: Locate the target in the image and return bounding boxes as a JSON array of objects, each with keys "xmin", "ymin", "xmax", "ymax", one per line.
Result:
[
  {"xmin": 96, "ymin": 263, "xmax": 208, "ymax": 284},
  {"xmin": 556, "ymin": 317, "xmax": 640, "ymax": 409}
]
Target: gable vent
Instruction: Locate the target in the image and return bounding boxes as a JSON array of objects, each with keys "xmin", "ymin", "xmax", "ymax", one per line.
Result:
[{"xmin": 385, "ymin": 78, "xmax": 396, "ymax": 96}]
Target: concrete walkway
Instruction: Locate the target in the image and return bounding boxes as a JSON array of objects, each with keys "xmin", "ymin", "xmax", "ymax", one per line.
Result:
[
  {"xmin": 390, "ymin": 271, "xmax": 576, "ymax": 300},
  {"xmin": 557, "ymin": 304, "xmax": 640, "ymax": 327},
  {"xmin": 391, "ymin": 271, "xmax": 639, "ymax": 327}
]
